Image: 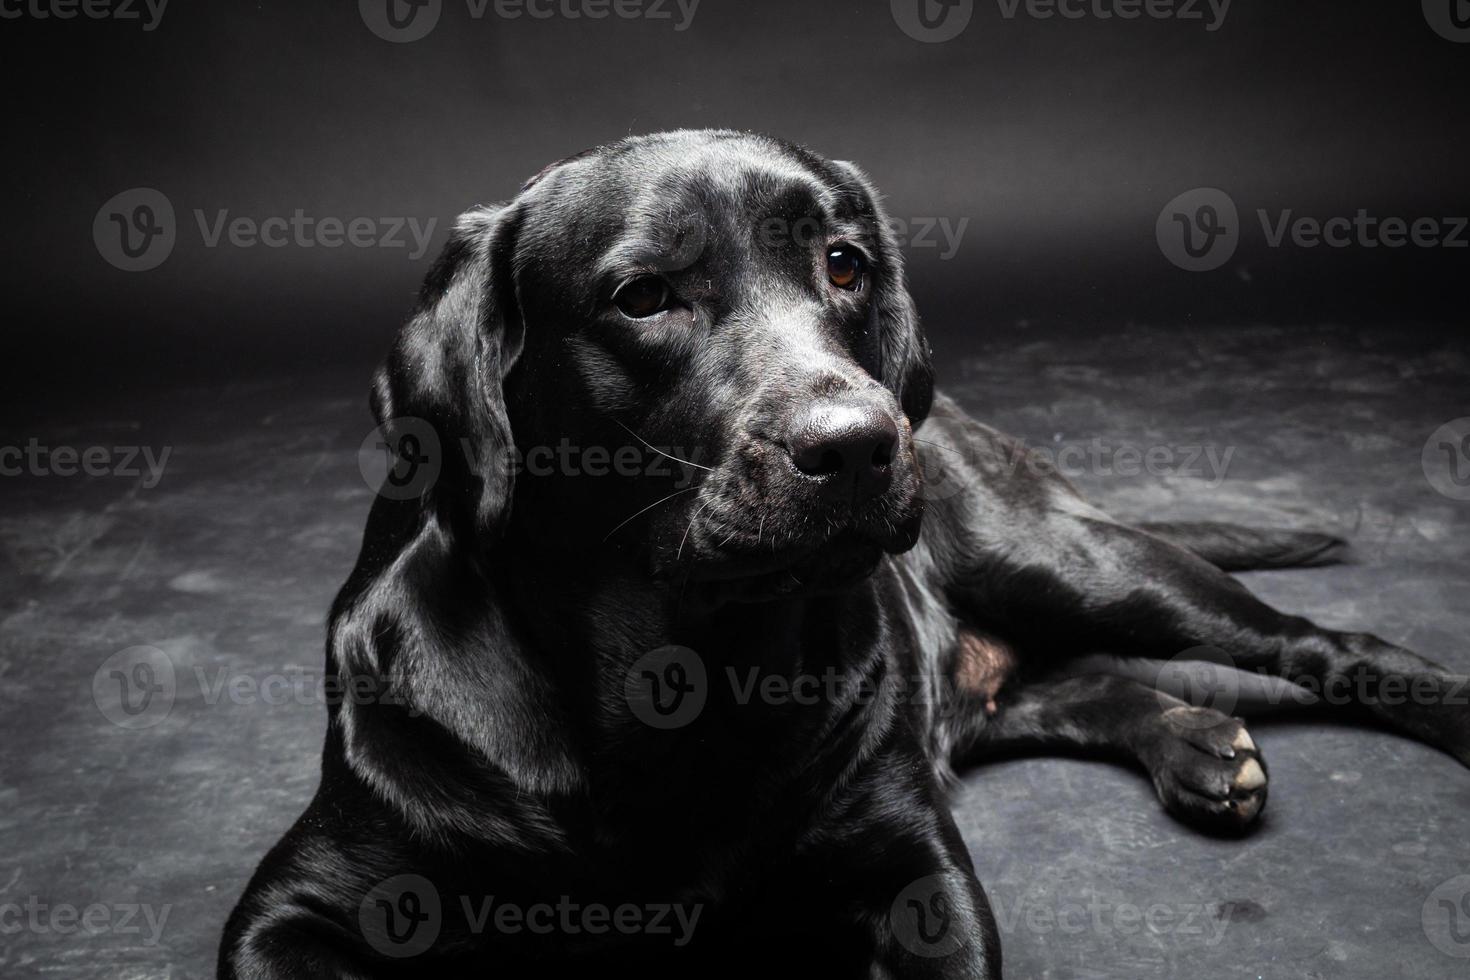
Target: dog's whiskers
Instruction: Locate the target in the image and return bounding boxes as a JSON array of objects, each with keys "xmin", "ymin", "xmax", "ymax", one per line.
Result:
[
  {"xmin": 677, "ymin": 500, "xmax": 715, "ymax": 562},
  {"xmin": 603, "ymin": 486, "xmax": 699, "ymax": 542},
  {"xmin": 913, "ymin": 437, "xmax": 965, "ymax": 458},
  {"xmin": 613, "ymin": 419, "xmax": 714, "ymax": 473}
]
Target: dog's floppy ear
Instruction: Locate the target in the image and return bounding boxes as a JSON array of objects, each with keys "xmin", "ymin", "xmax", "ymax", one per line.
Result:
[
  {"xmin": 831, "ymin": 160, "xmax": 935, "ymax": 426},
  {"xmin": 370, "ymin": 204, "xmax": 524, "ymax": 536}
]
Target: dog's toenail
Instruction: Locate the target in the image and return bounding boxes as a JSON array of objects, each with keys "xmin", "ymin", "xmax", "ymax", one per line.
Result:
[{"xmin": 1234, "ymin": 758, "xmax": 1267, "ymax": 790}]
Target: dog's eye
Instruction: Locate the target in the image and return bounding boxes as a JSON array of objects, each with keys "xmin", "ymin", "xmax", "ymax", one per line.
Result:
[
  {"xmin": 613, "ymin": 276, "xmax": 673, "ymax": 319},
  {"xmin": 826, "ymin": 245, "xmax": 865, "ymax": 291}
]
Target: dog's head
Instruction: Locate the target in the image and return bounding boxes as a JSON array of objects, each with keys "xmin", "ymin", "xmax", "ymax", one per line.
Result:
[{"xmin": 373, "ymin": 130, "xmax": 933, "ymax": 604}]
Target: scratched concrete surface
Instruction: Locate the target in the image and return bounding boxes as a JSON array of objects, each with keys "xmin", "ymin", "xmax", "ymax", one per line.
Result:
[{"xmin": 1, "ymin": 323, "xmax": 1467, "ymax": 978}]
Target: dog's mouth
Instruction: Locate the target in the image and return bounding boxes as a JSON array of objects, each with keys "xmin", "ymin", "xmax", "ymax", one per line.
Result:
[
  {"xmin": 681, "ymin": 531, "xmax": 887, "ymax": 604},
  {"xmin": 651, "ymin": 434, "xmax": 926, "ymax": 606}
]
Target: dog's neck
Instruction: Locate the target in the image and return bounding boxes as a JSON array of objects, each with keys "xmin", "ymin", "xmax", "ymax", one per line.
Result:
[
  {"xmin": 492, "ymin": 528, "xmax": 896, "ymax": 847},
  {"xmin": 495, "ymin": 516, "xmax": 892, "ymax": 706},
  {"xmin": 498, "ymin": 524, "xmax": 818, "ymax": 660}
]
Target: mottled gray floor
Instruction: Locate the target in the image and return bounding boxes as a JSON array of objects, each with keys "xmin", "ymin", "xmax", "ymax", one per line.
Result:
[{"xmin": 2, "ymin": 324, "xmax": 1467, "ymax": 978}]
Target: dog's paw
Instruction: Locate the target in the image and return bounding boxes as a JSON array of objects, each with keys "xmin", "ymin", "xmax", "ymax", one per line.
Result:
[{"xmin": 1143, "ymin": 707, "xmax": 1268, "ymax": 835}]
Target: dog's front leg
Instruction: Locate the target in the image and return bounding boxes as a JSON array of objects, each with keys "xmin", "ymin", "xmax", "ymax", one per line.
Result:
[
  {"xmin": 797, "ymin": 760, "xmax": 1002, "ymax": 979},
  {"xmin": 865, "ymin": 854, "xmax": 1001, "ymax": 980}
]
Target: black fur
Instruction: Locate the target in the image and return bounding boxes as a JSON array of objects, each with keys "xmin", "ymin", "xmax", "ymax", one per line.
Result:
[
  {"xmin": 220, "ymin": 131, "xmax": 1470, "ymax": 980},
  {"xmin": 1137, "ymin": 521, "xmax": 1349, "ymax": 571}
]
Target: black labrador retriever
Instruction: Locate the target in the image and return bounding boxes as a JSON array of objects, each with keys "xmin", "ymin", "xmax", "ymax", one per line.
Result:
[{"xmin": 220, "ymin": 130, "xmax": 1470, "ymax": 979}]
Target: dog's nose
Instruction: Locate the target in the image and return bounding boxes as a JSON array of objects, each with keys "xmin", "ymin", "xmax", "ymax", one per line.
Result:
[{"xmin": 787, "ymin": 401, "xmax": 899, "ymax": 500}]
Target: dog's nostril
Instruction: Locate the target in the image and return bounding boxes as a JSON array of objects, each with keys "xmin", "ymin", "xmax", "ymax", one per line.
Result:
[
  {"xmin": 790, "ymin": 440, "xmax": 837, "ymax": 477},
  {"xmin": 815, "ymin": 448, "xmax": 845, "ymax": 476},
  {"xmin": 787, "ymin": 401, "xmax": 901, "ymax": 499}
]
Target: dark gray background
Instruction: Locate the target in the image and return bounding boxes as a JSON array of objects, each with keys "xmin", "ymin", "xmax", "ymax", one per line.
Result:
[{"xmin": 2, "ymin": 0, "xmax": 1466, "ymax": 402}]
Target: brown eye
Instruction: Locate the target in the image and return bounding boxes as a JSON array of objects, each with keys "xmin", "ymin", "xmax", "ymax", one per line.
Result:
[
  {"xmin": 827, "ymin": 245, "xmax": 865, "ymax": 291},
  {"xmin": 613, "ymin": 276, "xmax": 673, "ymax": 319}
]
